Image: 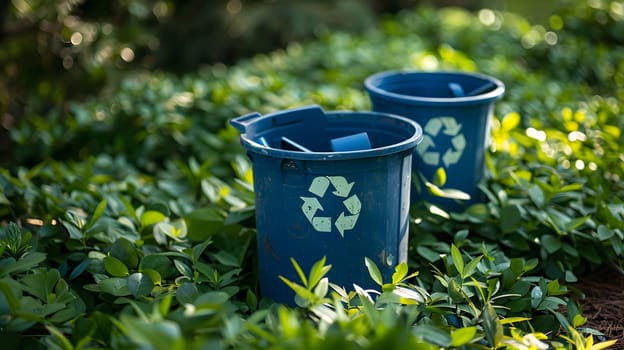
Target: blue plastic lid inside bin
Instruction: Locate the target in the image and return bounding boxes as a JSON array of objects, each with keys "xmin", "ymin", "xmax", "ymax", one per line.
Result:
[
  {"xmin": 230, "ymin": 105, "xmax": 422, "ymax": 160},
  {"xmin": 330, "ymin": 132, "xmax": 371, "ymax": 152}
]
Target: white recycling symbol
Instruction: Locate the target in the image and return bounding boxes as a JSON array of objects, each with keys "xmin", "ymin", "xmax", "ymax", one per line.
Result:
[
  {"xmin": 416, "ymin": 116, "xmax": 466, "ymax": 167},
  {"xmin": 300, "ymin": 176, "xmax": 361, "ymax": 238}
]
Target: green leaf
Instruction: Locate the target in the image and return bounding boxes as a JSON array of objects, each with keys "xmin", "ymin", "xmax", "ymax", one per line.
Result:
[
  {"xmin": 127, "ymin": 273, "xmax": 153, "ymax": 298},
  {"xmin": 104, "ymin": 256, "xmax": 129, "ymax": 277},
  {"xmin": 69, "ymin": 258, "xmax": 91, "ymax": 280},
  {"xmin": 531, "ymin": 285, "xmax": 544, "ymax": 308},
  {"xmin": 451, "ymin": 326, "xmax": 477, "ymax": 347},
  {"xmin": 87, "ymin": 199, "xmax": 107, "ymax": 229},
  {"xmin": 426, "ymin": 182, "xmax": 470, "ymax": 200},
  {"xmin": 364, "ymin": 257, "xmax": 383, "ymax": 286},
  {"xmin": 194, "ymin": 291, "xmax": 230, "ymax": 308},
  {"xmin": 0, "ymin": 192, "xmax": 10, "ymax": 206},
  {"xmin": 541, "ymin": 235, "xmax": 562, "ymax": 253},
  {"xmin": 416, "ymin": 324, "xmax": 453, "ymax": 347},
  {"xmin": 140, "ymin": 254, "xmax": 173, "ymax": 280},
  {"xmin": 173, "ymin": 259, "xmax": 193, "ymax": 278},
  {"xmin": 564, "ymin": 215, "xmax": 589, "ymax": 231},
  {"xmin": 44, "ymin": 324, "xmax": 75, "ymax": 350},
  {"xmin": 547, "ymin": 279, "xmax": 563, "ymax": 295},
  {"xmin": 466, "ymin": 204, "xmax": 488, "ymax": 221},
  {"xmin": 0, "ymin": 252, "xmax": 46, "ymax": 277},
  {"xmin": 119, "ymin": 315, "xmax": 185, "ymax": 350},
  {"xmin": 450, "ymin": 244, "xmax": 464, "ymax": 277},
  {"xmin": 109, "ymin": 238, "xmax": 139, "ymax": 269},
  {"xmin": 441, "ymin": 188, "xmax": 471, "ymax": 200},
  {"xmin": 98, "ymin": 278, "xmax": 131, "ymax": 296},
  {"xmin": 463, "ymin": 255, "xmax": 482, "ymax": 278},
  {"xmin": 308, "ymin": 257, "xmax": 331, "ymax": 289},
  {"xmin": 61, "ymin": 220, "xmax": 83, "ymax": 241},
  {"xmin": 448, "ymin": 278, "xmax": 464, "ymax": 303},
  {"xmin": 528, "ymin": 184, "xmax": 545, "ymax": 207},
  {"xmin": 141, "ymin": 269, "xmax": 162, "ymax": 286},
  {"xmin": 224, "ymin": 207, "xmax": 255, "ymax": 225},
  {"xmin": 184, "ymin": 206, "xmax": 225, "ymax": 241},
  {"xmin": 176, "ymin": 283, "xmax": 198, "ymax": 304},
  {"xmin": 212, "ymin": 251, "xmax": 240, "ymax": 268},
  {"xmin": 146, "ymin": 201, "xmax": 170, "ymax": 216},
  {"xmin": 246, "ymin": 290, "xmax": 258, "ymax": 311},
  {"xmin": 417, "ymin": 246, "xmax": 442, "ymax": 262},
  {"xmin": 190, "ymin": 239, "xmax": 212, "ymax": 261},
  {"xmin": 500, "ymin": 204, "xmax": 522, "ymax": 234},
  {"xmin": 499, "ymin": 317, "xmax": 531, "ymax": 325},
  {"xmin": 391, "ymin": 262, "xmax": 408, "ymax": 285},
  {"xmin": 19, "ymin": 269, "xmax": 58, "ymax": 304},
  {"xmin": 158, "ymin": 293, "xmax": 174, "ymax": 317},
  {"xmin": 140, "ymin": 210, "xmax": 166, "ymax": 228},
  {"xmin": 433, "ymin": 167, "xmax": 447, "ymax": 187},
  {"xmin": 482, "ymin": 303, "xmax": 503, "ymax": 347},
  {"xmin": 354, "ymin": 284, "xmax": 377, "ymax": 327},
  {"xmin": 597, "ymin": 225, "xmax": 614, "ymax": 240},
  {"xmin": 501, "ymin": 111, "xmax": 521, "ymax": 131},
  {"xmin": 572, "ymin": 314, "xmax": 587, "ymax": 328},
  {"xmin": 314, "ymin": 277, "xmax": 329, "ymax": 298},
  {"xmin": 289, "ymin": 258, "xmax": 308, "ymax": 287},
  {"xmin": 279, "ymin": 276, "xmax": 315, "ymax": 304}
]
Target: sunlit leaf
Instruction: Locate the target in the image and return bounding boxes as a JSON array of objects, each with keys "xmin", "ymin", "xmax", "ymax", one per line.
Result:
[
  {"xmin": 451, "ymin": 326, "xmax": 477, "ymax": 346},
  {"xmin": 364, "ymin": 257, "xmax": 383, "ymax": 286},
  {"xmin": 140, "ymin": 210, "xmax": 167, "ymax": 228},
  {"xmin": 308, "ymin": 257, "xmax": 331, "ymax": 289},
  {"xmin": 501, "ymin": 112, "xmax": 521, "ymax": 131},
  {"xmin": 289, "ymin": 258, "xmax": 308, "ymax": 287},
  {"xmin": 433, "ymin": 167, "xmax": 447, "ymax": 187},
  {"xmin": 392, "ymin": 262, "xmax": 408, "ymax": 285}
]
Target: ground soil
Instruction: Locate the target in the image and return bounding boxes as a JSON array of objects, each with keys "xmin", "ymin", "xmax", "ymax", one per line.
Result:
[{"xmin": 572, "ymin": 264, "xmax": 624, "ymax": 349}]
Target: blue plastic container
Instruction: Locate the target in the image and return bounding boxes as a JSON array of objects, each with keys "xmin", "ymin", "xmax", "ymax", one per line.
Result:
[
  {"xmin": 231, "ymin": 105, "xmax": 422, "ymax": 304},
  {"xmin": 364, "ymin": 71, "xmax": 505, "ymax": 210}
]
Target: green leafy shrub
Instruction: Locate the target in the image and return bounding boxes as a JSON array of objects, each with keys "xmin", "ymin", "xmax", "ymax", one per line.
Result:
[{"xmin": 1, "ymin": 1, "xmax": 623, "ymax": 348}]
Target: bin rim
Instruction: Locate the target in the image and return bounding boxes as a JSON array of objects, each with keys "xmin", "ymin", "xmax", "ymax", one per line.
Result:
[
  {"xmin": 232, "ymin": 106, "xmax": 423, "ymax": 161},
  {"xmin": 364, "ymin": 70, "xmax": 505, "ymax": 106}
]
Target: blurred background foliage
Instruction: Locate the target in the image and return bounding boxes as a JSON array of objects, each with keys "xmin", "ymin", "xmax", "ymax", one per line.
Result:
[{"xmin": 0, "ymin": 0, "xmax": 588, "ymax": 163}]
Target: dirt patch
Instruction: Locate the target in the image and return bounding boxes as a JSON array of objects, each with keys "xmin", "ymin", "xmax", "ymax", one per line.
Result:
[{"xmin": 571, "ymin": 264, "xmax": 624, "ymax": 349}]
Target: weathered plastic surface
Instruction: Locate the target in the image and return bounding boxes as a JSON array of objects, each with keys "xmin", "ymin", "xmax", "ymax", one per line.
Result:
[
  {"xmin": 231, "ymin": 105, "xmax": 422, "ymax": 304},
  {"xmin": 365, "ymin": 70, "xmax": 505, "ymax": 210}
]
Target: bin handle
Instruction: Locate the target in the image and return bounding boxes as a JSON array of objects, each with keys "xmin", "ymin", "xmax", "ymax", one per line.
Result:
[
  {"xmin": 268, "ymin": 105, "xmax": 324, "ymax": 127},
  {"xmin": 230, "ymin": 112, "xmax": 263, "ymax": 132},
  {"xmin": 230, "ymin": 105, "xmax": 325, "ymax": 133}
]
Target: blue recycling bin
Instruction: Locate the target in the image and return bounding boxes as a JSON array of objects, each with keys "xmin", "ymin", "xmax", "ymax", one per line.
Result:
[
  {"xmin": 364, "ymin": 70, "xmax": 505, "ymax": 210},
  {"xmin": 230, "ymin": 105, "xmax": 422, "ymax": 304}
]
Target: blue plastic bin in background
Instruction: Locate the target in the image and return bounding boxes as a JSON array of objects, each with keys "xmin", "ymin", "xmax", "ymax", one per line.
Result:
[
  {"xmin": 231, "ymin": 105, "xmax": 422, "ymax": 304},
  {"xmin": 364, "ymin": 70, "xmax": 505, "ymax": 210}
]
